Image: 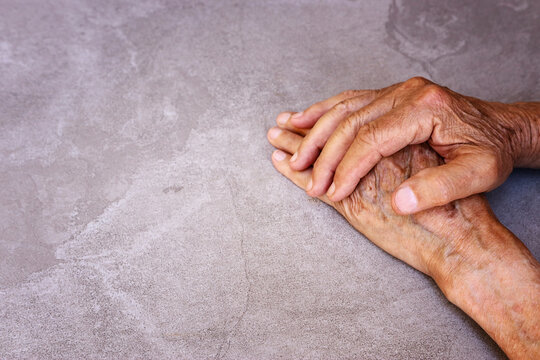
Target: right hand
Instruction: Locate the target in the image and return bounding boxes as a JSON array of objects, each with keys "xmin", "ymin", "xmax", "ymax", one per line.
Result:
[
  {"xmin": 267, "ymin": 121, "xmax": 492, "ymax": 279},
  {"xmin": 285, "ymin": 77, "xmax": 539, "ymax": 214},
  {"xmin": 267, "ymin": 123, "xmax": 540, "ymax": 359}
]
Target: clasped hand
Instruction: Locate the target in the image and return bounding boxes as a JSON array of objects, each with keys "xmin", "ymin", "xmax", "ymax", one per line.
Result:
[{"xmin": 267, "ymin": 77, "xmax": 540, "ymax": 359}]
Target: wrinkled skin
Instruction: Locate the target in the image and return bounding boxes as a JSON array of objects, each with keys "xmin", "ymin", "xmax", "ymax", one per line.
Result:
[
  {"xmin": 267, "ymin": 124, "xmax": 491, "ymax": 281},
  {"xmin": 330, "ymin": 144, "xmax": 493, "ymax": 282},
  {"xmin": 267, "ymin": 121, "xmax": 540, "ymax": 359},
  {"xmin": 286, "ymin": 77, "xmax": 540, "ymax": 214}
]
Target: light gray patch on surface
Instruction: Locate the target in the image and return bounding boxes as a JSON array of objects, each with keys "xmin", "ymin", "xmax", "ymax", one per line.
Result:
[{"xmin": 386, "ymin": 0, "xmax": 540, "ymax": 101}]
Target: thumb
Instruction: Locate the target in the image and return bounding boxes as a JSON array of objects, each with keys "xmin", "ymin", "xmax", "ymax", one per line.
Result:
[{"xmin": 391, "ymin": 153, "xmax": 506, "ymax": 214}]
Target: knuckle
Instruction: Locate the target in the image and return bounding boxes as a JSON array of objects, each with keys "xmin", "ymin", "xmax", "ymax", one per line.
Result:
[
  {"xmin": 368, "ymin": 89, "xmax": 381, "ymax": 99},
  {"xmin": 334, "ymin": 100, "xmax": 349, "ymax": 113},
  {"xmin": 335, "ymin": 115, "xmax": 358, "ymax": 138},
  {"xmin": 334, "ymin": 123, "xmax": 350, "ymax": 140},
  {"xmin": 416, "ymin": 84, "xmax": 449, "ymax": 107},
  {"xmin": 377, "ymin": 87, "xmax": 396, "ymax": 99},
  {"xmin": 311, "ymin": 132, "xmax": 327, "ymax": 150},
  {"xmin": 343, "ymin": 112, "xmax": 362, "ymax": 133},
  {"xmin": 352, "ymin": 134, "xmax": 371, "ymax": 152},
  {"xmin": 404, "ymin": 76, "xmax": 431, "ymax": 88},
  {"xmin": 305, "ymin": 131, "xmax": 325, "ymax": 151},
  {"xmin": 355, "ymin": 122, "xmax": 377, "ymax": 147},
  {"xmin": 340, "ymin": 89, "xmax": 359, "ymax": 98},
  {"xmin": 336, "ymin": 98, "xmax": 359, "ymax": 113}
]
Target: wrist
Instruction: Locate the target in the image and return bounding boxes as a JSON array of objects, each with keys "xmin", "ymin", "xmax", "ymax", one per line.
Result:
[
  {"xmin": 434, "ymin": 214, "xmax": 540, "ymax": 359},
  {"xmin": 463, "ymin": 98, "xmax": 539, "ymax": 169},
  {"xmin": 426, "ymin": 199, "xmax": 501, "ymax": 297},
  {"xmin": 506, "ymin": 102, "xmax": 540, "ymax": 168},
  {"xmin": 439, "ymin": 220, "xmax": 535, "ymax": 306}
]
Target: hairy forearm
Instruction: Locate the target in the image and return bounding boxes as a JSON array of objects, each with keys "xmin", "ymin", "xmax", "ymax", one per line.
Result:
[{"xmin": 433, "ymin": 214, "xmax": 540, "ymax": 359}]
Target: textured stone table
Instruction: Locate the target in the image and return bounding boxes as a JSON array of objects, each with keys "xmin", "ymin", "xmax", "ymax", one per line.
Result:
[{"xmin": 1, "ymin": 0, "xmax": 538, "ymax": 358}]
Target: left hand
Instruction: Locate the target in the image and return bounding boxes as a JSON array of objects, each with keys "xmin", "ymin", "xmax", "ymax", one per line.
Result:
[{"xmin": 283, "ymin": 77, "xmax": 537, "ymax": 214}]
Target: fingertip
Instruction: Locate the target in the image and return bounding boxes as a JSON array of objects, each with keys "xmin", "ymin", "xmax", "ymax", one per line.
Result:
[
  {"xmin": 270, "ymin": 150, "xmax": 312, "ymax": 191},
  {"xmin": 308, "ymin": 184, "xmax": 327, "ymax": 198},
  {"xmin": 392, "ymin": 186, "xmax": 418, "ymax": 215},
  {"xmin": 326, "ymin": 167, "xmax": 346, "ymax": 201},
  {"xmin": 331, "ymin": 192, "xmax": 349, "ymax": 203},
  {"xmin": 288, "ymin": 152, "xmax": 303, "ymax": 170},
  {"xmin": 289, "ymin": 144, "xmax": 317, "ymax": 171},
  {"xmin": 267, "ymin": 127, "xmax": 282, "ymax": 141},
  {"xmin": 306, "ymin": 170, "xmax": 328, "ymax": 197},
  {"xmin": 327, "ymin": 181, "xmax": 355, "ymax": 202},
  {"xmin": 326, "ymin": 182, "xmax": 337, "ymax": 199},
  {"xmin": 306, "ymin": 177, "xmax": 313, "ymax": 192},
  {"xmin": 271, "ymin": 150, "xmax": 291, "ymax": 179},
  {"xmin": 306, "ymin": 177, "xmax": 325, "ymax": 198},
  {"xmin": 272, "ymin": 149, "xmax": 287, "ymax": 162},
  {"xmin": 290, "ymin": 109, "xmax": 318, "ymax": 128},
  {"xmin": 289, "ymin": 158, "xmax": 310, "ymax": 171}
]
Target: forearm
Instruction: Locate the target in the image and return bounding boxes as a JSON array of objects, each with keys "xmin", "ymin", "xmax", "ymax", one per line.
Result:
[{"xmin": 434, "ymin": 217, "xmax": 540, "ymax": 359}]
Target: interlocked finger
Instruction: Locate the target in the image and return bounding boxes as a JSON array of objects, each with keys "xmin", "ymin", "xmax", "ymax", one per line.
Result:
[
  {"xmin": 267, "ymin": 127, "xmax": 304, "ymax": 155},
  {"xmin": 275, "ymin": 112, "xmax": 310, "ymax": 136},
  {"xmin": 290, "ymin": 91, "xmax": 378, "ymax": 172}
]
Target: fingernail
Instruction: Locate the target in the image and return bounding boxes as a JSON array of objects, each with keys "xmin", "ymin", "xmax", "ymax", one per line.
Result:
[
  {"xmin": 273, "ymin": 150, "xmax": 287, "ymax": 161},
  {"xmin": 327, "ymin": 182, "xmax": 336, "ymax": 196},
  {"xmin": 291, "ymin": 111, "xmax": 304, "ymax": 119},
  {"xmin": 277, "ymin": 113, "xmax": 289, "ymax": 125},
  {"xmin": 268, "ymin": 127, "xmax": 282, "ymax": 139},
  {"xmin": 290, "ymin": 152, "xmax": 298, "ymax": 162},
  {"xmin": 306, "ymin": 178, "xmax": 313, "ymax": 191},
  {"xmin": 394, "ymin": 187, "xmax": 418, "ymax": 213}
]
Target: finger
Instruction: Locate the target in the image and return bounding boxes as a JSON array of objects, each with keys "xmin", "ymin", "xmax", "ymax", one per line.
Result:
[
  {"xmin": 271, "ymin": 150, "xmax": 332, "ymax": 205},
  {"xmin": 275, "ymin": 112, "xmax": 309, "ymax": 136},
  {"xmin": 392, "ymin": 152, "xmax": 504, "ymax": 214},
  {"xmin": 289, "ymin": 91, "xmax": 377, "ymax": 172},
  {"xmin": 308, "ymin": 91, "xmax": 405, "ymax": 197},
  {"xmin": 267, "ymin": 127, "xmax": 303, "ymax": 154},
  {"xmin": 289, "ymin": 90, "xmax": 367, "ymax": 129},
  {"xmin": 328, "ymin": 104, "xmax": 434, "ymax": 202}
]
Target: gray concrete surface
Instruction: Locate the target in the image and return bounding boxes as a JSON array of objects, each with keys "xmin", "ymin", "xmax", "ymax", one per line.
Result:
[{"xmin": 1, "ymin": 0, "xmax": 538, "ymax": 358}]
